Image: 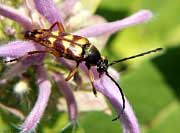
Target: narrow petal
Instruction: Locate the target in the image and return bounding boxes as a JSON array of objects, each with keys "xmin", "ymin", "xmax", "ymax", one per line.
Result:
[
  {"xmin": 0, "ymin": 4, "xmax": 32, "ymax": 30},
  {"xmin": 66, "ymin": 15, "xmax": 109, "ymax": 49},
  {"xmin": 74, "ymin": 10, "xmax": 153, "ymax": 37},
  {"xmin": 21, "ymin": 66, "xmax": 51, "ymax": 132},
  {"xmin": 51, "ymin": 72, "xmax": 78, "ymax": 121},
  {"xmin": 58, "ymin": 91, "xmax": 111, "ymax": 115},
  {"xmin": 34, "ymin": 0, "xmax": 63, "ymax": 24},
  {"xmin": 94, "ymin": 75, "xmax": 140, "ymax": 133},
  {"xmin": 57, "ymin": 57, "xmax": 75, "ymax": 70},
  {"xmin": 0, "ymin": 41, "xmax": 39, "ymax": 58},
  {"xmin": 0, "ymin": 102, "xmax": 25, "ymax": 120},
  {"xmin": 2, "ymin": 61, "xmax": 29, "ymax": 80},
  {"xmin": 60, "ymin": 0, "xmax": 77, "ymax": 18},
  {"xmin": 2, "ymin": 55, "xmax": 44, "ymax": 80}
]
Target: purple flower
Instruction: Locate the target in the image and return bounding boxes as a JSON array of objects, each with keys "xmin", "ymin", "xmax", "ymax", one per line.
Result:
[
  {"xmin": 20, "ymin": 66, "xmax": 51, "ymax": 132},
  {"xmin": 4, "ymin": 26, "xmax": 16, "ymax": 36},
  {"xmin": 0, "ymin": 1, "xmax": 153, "ymax": 132},
  {"xmin": 94, "ymin": 75, "xmax": 139, "ymax": 133}
]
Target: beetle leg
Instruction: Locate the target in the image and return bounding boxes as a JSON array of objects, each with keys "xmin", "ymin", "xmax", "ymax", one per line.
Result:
[
  {"xmin": 27, "ymin": 50, "xmax": 49, "ymax": 54},
  {"xmin": 65, "ymin": 62, "xmax": 79, "ymax": 81},
  {"xmin": 49, "ymin": 21, "xmax": 65, "ymax": 32},
  {"xmin": 88, "ymin": 68, "xmax": 97, "ymax": 96},
  {"xmin": 73, "ymin": 72, "xmax": 82, "ymax": 90},
  {"xmin": 50, "ymin": 50, "xmax": 62, "ymax": 57},
  {"xmin": 4, "ymin": 50, "xmax": 49, "ymax": 63}
]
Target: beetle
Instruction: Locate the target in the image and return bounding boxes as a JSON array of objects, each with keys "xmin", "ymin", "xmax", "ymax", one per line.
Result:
[{"xmin": 7, "ymin": 21, "xmax": 162, "ymax": 121}]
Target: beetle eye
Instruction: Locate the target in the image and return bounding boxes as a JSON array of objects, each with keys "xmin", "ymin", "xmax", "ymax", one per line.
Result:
[{"xmin": 24, "ymin": 31, "xmax": 33, "ymax": 38}]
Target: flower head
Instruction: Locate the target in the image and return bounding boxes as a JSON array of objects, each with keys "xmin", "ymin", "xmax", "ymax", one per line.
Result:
[{"xmin": 0, "ymin": 0, "xmax": 153, "ymax": 132}]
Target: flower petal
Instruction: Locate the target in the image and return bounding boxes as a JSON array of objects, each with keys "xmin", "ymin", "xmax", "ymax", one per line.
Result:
[
  {"xmin": 51, "ymin": 72, "xmax": 78, "ymax": 121},
  {"xmin": 21, "ymin": 66, "xmax": 51, "ymax": 132},
  {"xmin": 0, "ymin": 4, "xmax": 32, "ymax": 30},
  {"xmin": 2, "ymin": 55, "xmax": 44, "ymax": 80},
  {"xmin": 34, "ymin": 0, "xmax": 63, "ymax": 24},
  {"xmin": 2, "ymin": 61, "xmax": 29, "ymax": 80},
  {"xmin": 0, "ymin": 102, "xmax": 25, "ymax": 120},
  {"xmin": 74, "ymin": 10, "xmax": 153, "ymax": 37},
  {"xmin": 60, "ymin": 0, "xmax": 77, "ymax": 18},
  {"xmin": 94, "ymin": 75, "xmax": 140, "ymax": 133},
  {"xmin": 66, "ymin": 14, "xmax": 109, "ymax": 49},
  {"xmin": 0, "ymin": 41, "xmax": 39, "ymax": 58}
]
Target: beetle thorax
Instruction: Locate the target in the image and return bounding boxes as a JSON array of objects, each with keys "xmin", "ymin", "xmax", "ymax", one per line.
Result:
[{"xmin": 84, "ymin": 45, "xmax": 101, "ymax": 66}]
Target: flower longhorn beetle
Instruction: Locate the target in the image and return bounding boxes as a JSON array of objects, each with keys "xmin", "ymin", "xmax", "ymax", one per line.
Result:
[{"xmin": 7, "ymin": 22, "xmax": 162, "ymax": 121}]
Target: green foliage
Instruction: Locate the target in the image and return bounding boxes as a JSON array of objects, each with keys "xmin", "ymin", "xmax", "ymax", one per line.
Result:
[
  {"xmin": 80, "ymin": 112, "xmax": 122, "ymax": 133},
  {"xmin": 96, "ymin": 0, "xmax": 180, "ymax": 132}
]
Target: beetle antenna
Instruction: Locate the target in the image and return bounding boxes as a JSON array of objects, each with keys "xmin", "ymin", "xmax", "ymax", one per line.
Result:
[
  {"xmin": 105, "ymin": 71, "xmax": 125, "ymax": 121},
  {"xmin": 108, "ymin": 48, "xmax": 163, "ymax": 66}
]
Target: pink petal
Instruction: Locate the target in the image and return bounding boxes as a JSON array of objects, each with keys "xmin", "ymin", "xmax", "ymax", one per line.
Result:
[
  {"xmin": 34, "ymin": 0, "xmax": 64, "ymax": 24},
  {"xmin": 60, "ymin": 0, "xmax": 77, "ymax": 18},
  {"xmin": 0, "ymin": 102, "xmax": 25, "ymax": 120},
  {"xmin": 0, "ymin": 4, "xmax": 32, "ymax": 30},
  {"xmin": 0, "ymin": 41, "xmax": 39, "ymax": 58},
  {"xmin": 21, "ymin": 66, "xmax": 51, "ymax": 132},
  {"xmin": 75, "ymin": 10, "xmax": 153, "ymax": 37},
  {"xmin": 3, "ymin": 55, "xmax": 45, "ymax": 80},
  {"xmin": 52, "ymin": 73, "xmax": 78, "ymax": 121},
  {"xmin": 94, "ymin": 75, "xmax": 140, "ymax": 133}
]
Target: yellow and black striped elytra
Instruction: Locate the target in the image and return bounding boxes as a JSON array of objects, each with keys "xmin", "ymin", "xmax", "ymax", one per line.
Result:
[
  {"xmin": 18, "ymin": 22, "xmax": 162, "ymax": 121},
  {"xmin": 24, "ymin": 29, "xmax": 91, "ymax": 61}
]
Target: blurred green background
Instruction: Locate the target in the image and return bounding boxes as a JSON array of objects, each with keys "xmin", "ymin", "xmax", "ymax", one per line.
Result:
[
  {"xmin": 95, "ymin": 0, "xmax": 180, "ymax": 133},
  {"xmin": 0, "ymin": 0, "xmax": 180, "ymax": 133}
]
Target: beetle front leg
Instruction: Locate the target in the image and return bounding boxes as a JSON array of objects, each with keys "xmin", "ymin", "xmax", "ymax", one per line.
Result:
[
  {"xmin": 65, "ymin": 62, "xmax": 79, "ymax": 81},
  {"xmin": 87, "ymin": 67, "xmax": 97, "ymax": 96},
  {"xmin": 49, "ymin": 21, "xmax": 65, "ymax": 32}
]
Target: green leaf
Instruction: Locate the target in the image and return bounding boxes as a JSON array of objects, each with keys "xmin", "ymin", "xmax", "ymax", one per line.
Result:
[
  {"xmin": 120, "ymin": 46, "xmax": 180, "ymax": 131},
  {"xmin": 121, "ymin": 60, "xmax": 174, "ymax": 124},
  {"xmin": 60, "ymin": 121, "xmax": 84, "ymax": 133},
  {"xmin": 98, "ymin": 0, "xmax": 180, "ymax": 67},
  {"xmin": 147, "ymin": 101, "xmax": 180, "ymax": 133},
  {"xmin": 0, "ymin": 114, "xmax": 10, "ymax": 132},
  {"xmin": 98, "ymin": 0, "xmax": 132, "ymax": 10},
  {"xmin": 42, "ymin": 113, "xmax": 69, "ymax": 133},
  {"xmin": 80, "ymin": 111, "xmax": 122, "ymax": 133}
]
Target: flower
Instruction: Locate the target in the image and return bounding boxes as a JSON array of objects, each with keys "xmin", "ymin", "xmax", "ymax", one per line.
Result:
[{"xmin": 0, "ymin": 0, "xmax": 153, "ymax": 132}]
